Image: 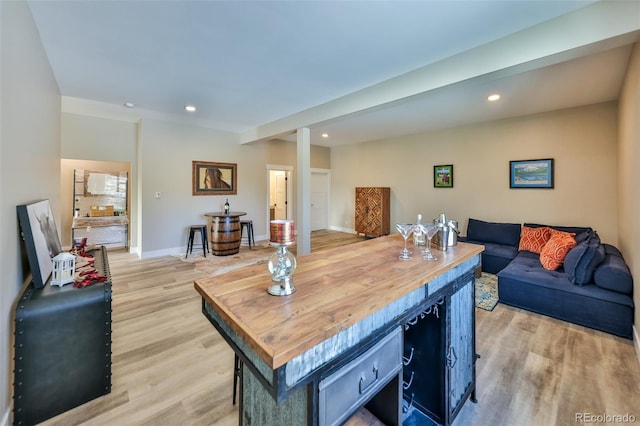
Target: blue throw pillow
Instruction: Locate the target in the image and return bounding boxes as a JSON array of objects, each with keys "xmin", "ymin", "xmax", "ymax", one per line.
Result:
[
  {"xmin": 602, "ymin": 243, "xmax": 624, "ymax": 258},
  {"xmin": 467, "ymin": 218, "xmax": 521, "ymax": 247},
  {"xmin": 593, "ymin": 254, "xmax": 633, "ymax": 294},
  {"xmin": 564, "ymin": 232, "xmax": 604, "ymax": 285}
]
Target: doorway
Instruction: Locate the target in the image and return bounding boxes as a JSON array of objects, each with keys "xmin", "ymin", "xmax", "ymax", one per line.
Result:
[
  {"xmin": 267, "ymin": 165, "xmax": 293, "ymax": 233},
  {"xmin": 311, "ymin": 169, "xmax": 330, "ymax": 231}
]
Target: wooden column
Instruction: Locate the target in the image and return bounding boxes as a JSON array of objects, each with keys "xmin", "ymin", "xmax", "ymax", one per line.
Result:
[{"xmin": 296, "ymin": 127, "xmax": 311, "ymax": 255}]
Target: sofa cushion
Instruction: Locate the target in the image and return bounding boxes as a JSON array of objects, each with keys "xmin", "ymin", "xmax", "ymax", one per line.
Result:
[
  {"xmin": 460, "ymin": 238, "xmax": 518, "ymax": 274},
  {"xmin": 498, "ymin": 251, "xmax": 634, "ymax": 339},
  {"xmin": 467, "ymin": 218, "xmax": 521, "ymax": 247},
  {"xmin": 540, "ymin": 233, "xmax": 576, "ymax": 271},
  {"xmin": 602, "ymin": 243, "xmax": 624, "ymax": 258},
  {"xmin": 594, "ymin": 253, "xmax": 633, "ymax": 294},
  {"xmin": 564, "ymin": 232, "xmax": 604, "ymax": 285},
  {"xmin": 524, "ymin": 223, "xmax": 592, "ymax": 244},
  {"xmin": 518, "ymin": 226, "xmax": 551, "ymax": 254}
]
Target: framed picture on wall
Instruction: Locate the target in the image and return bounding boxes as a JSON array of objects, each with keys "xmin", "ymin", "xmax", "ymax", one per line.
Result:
[
  {"xmin": 17, "ymin": 200, "xmax": 63, "ymax": 288},
  {"xmin": 192, "ymin": 161, "xmax": 237, "ymax": 196},
  {"xmin": 509, "ymin": 158, "xmax": 554, "ymax": 188},
  {"xmin": 434, "ymin": 165, "xmax": 454, "ymax": 188}
]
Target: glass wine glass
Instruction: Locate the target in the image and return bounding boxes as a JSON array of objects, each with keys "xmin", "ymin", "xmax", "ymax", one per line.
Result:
[
  {"xmin": 420, "ymin": 223, "xmax": 439, "ymax": 261},
  {"xmin": 396, "ymin": 223, "xmax": 414, "ymax": 260}
]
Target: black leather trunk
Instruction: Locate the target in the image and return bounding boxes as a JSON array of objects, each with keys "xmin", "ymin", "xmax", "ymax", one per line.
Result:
[{"xmin": 13, "ymin": 247, "xmax": 112, "ymax": 425}]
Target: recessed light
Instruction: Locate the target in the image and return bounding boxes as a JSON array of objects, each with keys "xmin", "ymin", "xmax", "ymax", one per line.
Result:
[
  {"xmin": 321, "ymin": 133, "xmax": 329, "ymax": 138},
  {"xmin": 487, "ymin": 94, "xmax": 501, "ymax": 102},
  {"xmin": 123, "ymin": 102, "xmax": 135, "ymax": 108},
  {"xmin": 185, "ymin": 105, "xmax": 196, "ymax": 112}
]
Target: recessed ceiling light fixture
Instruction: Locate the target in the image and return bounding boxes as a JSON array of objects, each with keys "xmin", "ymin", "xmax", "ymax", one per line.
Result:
[
  {"xmin": 123, "ymin": 102, "xmax": 135, "ymax": 108},
  {"xmin": 185, "ymin": 105, "xmax": 196, "ymax": 112},
  {"xmin": 487, "ymin": 94, "xmax": 501, "ymax": 102},
  {"xmin": 321, "ymin": 133, "xmax": 329, "ymax": 138}
]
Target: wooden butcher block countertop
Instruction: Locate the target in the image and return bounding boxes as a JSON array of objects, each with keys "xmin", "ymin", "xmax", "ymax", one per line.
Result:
[{"xmin": 194, "ymin": 235, "xmax": 483, "ymax": 370}]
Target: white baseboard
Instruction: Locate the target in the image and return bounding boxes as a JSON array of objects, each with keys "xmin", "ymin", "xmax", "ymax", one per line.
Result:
[
  {"xmin": 140, "ymin": 246, "xmax": 184, "ymax": 259},
  {"xmin": 140, "ymin": 228, "xmax": 357, "ymax": 259},
  {"xmin": 328, "ymin": 225, "xmax": 356, "ymax": 234},
  {"xmin": 634, "ymin": 325, "xmax": 640, "ymax": 369}
]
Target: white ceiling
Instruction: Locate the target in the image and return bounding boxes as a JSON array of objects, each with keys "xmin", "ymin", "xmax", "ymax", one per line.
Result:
[{"xmin": 26, "ymin": 1, "xmax": 639, "ymax": 147}]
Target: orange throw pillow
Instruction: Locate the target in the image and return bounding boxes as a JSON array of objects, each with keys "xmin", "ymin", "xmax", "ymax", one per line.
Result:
[
  {"xmin": 549, "ymin": 228, "xmax": 576, "ymax": 239},
  {"xmin": 518, "ymin": 226, "xmax": 552, "ymax": 254},
  {"xmin": 540, "ymin": 234, "xmax": 577, "ymax": 270}
]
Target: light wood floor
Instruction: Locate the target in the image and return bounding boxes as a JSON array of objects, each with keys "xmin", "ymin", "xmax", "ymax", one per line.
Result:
[{"xmin": 41, "ymin": 230, "xmax": 640, "ymax": 426}]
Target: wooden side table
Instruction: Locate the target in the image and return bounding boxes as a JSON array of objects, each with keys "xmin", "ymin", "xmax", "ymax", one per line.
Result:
[{"xmin": 204, "ymin": 211, "xmax": 246, "ymax": 255}]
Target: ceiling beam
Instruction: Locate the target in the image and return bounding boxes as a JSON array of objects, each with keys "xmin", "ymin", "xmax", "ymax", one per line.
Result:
[{"xmin": 239, "ymin": 0, "xmax": 640, "ymax": 145}]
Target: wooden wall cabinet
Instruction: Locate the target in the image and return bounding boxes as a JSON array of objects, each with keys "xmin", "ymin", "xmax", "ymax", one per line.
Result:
[{"xmin": 355, "ymin": 187, "xmax": 390, "ymax": 237}]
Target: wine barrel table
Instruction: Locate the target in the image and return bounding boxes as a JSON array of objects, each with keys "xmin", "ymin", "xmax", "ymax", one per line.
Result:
[{"xmin": 204, "ymin": 211, "xmax": 246, "ymax": 256}]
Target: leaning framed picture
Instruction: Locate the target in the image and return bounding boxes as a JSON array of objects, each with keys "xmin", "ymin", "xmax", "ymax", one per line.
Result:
[
  {"xmin": 434, "ymin": 165, "xmax": 454, "ymax": 188},
  {"xmin": 192, "ymin": 161, "xmax": 237, "ymax": 196},
  {"xmin": 17, "ymin": 200, "xmax": 63, "ymax": 288},
  {"xmin": 510, "ymin": 158, "xmax": 554, "ymax": 188}
]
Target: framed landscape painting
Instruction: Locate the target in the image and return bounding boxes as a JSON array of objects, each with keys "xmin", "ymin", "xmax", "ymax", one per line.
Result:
[
  {"xmin": 434, "ymin": 165, "xmax": 454, "ymax": 188},
  {"xmin": 510, "ymin": 159, "xmax": 554, "ymax": 188},
  {"xmin": 192, "ymin": 161, "xmax": 237, "ymax": 196}
]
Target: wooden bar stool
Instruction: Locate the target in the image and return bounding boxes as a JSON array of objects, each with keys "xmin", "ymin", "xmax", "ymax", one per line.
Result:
[
  {"xmin": 240, "ymin": 220, "xmax": 255, "ymax": 249},
  {"xmin": 185, "ymin": 224, "xmax": 208, "ymax": 258}
]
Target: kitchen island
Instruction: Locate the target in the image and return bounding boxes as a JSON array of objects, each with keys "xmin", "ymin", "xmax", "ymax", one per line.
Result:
[{"xmin": 194, "ymin": 235, "xmax": 483, "ymax": 425}]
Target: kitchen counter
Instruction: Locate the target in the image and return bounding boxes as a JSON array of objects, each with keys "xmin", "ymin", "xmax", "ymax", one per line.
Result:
[{"xmin": 195, "ymin": 235, "xmax": 483, "ymax": 425}]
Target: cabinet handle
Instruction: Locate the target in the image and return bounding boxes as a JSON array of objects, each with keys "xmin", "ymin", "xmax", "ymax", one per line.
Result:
[
  {"xmin": 447, "ymin": 346, "xmax": 458, "ymax": 369},
  {"xmin": 358, "ymin": 365, "xmax": 379, "ymax": 394},
  {"xmin": 403, "ymin": 370, "xmax": 415, "ymax": 390},
  {"xmin": 403, "ymin": 347, "xmax": 414, "ymax": 366}
]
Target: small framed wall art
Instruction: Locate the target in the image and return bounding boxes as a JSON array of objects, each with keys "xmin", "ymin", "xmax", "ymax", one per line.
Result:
[
  {"xmin": 434, "ymin": 165, "xmax": 454, "ymax": 188},
  {"xmin": 192, "ymin": 161, "xmax": 237, "ymax": 196},
  {"xmin": 509, "ymin": 158, "xmax": 554, "ymax": 188}
]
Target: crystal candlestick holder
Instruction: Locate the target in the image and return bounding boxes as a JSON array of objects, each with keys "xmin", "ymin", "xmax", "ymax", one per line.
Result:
[
  {"xmin": 267, "ymin": 242, "xmax": 297, "ymax": 296},
  {"xmin": 267, "ymin": 220, "xmax": 297, "ymax": 296}
]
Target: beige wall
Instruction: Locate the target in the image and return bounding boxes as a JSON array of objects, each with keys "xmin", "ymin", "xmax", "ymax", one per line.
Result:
[
  {"xmin": 61, "ymin": 113, "xmax": 139, "ymax": 250},
  {"xmin": 62, "ymin": 117, "xmax": 331, "ymax": 257},
  {"xmin": 0, "ymin": 1, "xmax": 61, "ymax": 422},
  {"xmin": 330, "ymin": 102, "xmax": 619, "ymax": 245},
  {"xmin": 618, "ymin": 42, "xmax": 640, "ymax": 341},
  {"xmin": 58, "ymin": 115, "xmax": 330, "ymax": 257}
]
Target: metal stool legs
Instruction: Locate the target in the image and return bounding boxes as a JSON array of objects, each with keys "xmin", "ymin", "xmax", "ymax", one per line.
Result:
[
  {"xmin": 240, "ymin": 220, "xmax": 255, "ymax": 249},
  {"xmin": 186, "ymin": 225, "xmax": 208, "ymax": 258},
  {"xmin": 233, "ymin": 354, "xmax": 242, "ymax": 405}
]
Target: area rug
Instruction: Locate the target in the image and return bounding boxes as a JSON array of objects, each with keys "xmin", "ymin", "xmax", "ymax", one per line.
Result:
[
  {"xmin": 176, "ymin": 243, "xmax": 273, "ymax": 277},
  {"xmin": 475, "ymin": 272, "xmax": 499, "ymax": 311}
]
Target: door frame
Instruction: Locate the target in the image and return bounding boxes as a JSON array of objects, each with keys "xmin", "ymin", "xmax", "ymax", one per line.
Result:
[{"xmin": 266, "ymin": 164, "xmax": 294, "ymax": 236}]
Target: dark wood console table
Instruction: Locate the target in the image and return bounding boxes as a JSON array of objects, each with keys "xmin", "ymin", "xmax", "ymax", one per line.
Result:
[
  {"xmin": 195, "ymin": 235, "xmax": 483, "ymax": 425},
  {"xmin": 12, "ymin": 247, "xmax": 112, "ymax": 425}
]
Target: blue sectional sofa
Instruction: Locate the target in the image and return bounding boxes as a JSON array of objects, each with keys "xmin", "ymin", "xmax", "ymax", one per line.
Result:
[{"xmin": 460, "ymin": 218, "xmax": 634, "ymax": 339}]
